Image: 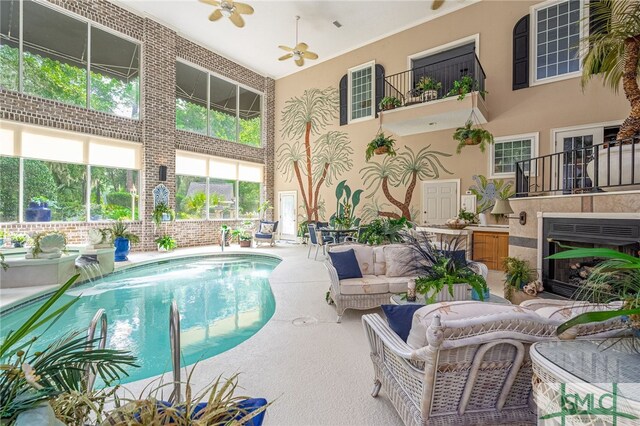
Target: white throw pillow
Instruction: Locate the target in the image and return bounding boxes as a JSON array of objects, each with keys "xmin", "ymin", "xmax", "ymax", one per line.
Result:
[{"xmin": 383, "ymin": 244, "xmax": 417, "ymax": 278}]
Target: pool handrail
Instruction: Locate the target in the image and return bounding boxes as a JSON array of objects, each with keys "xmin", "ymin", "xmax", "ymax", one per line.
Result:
[
  {"xmin": 85, "ymin": 308, "xmax": 107, "ymax": 392},
  {"xmin": 169, "ymin": 300, "xmax": 181, "ymax": 404}
]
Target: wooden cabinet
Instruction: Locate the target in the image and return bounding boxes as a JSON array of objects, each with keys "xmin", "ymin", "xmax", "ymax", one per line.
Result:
[{"xmin": 472, "ymin": 231, "xmax": 509, "ymax": 270}]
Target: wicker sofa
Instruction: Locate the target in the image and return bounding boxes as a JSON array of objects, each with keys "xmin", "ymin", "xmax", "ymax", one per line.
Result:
[
  {"xmin": 362, "ymin": 300, "xmax": 628, "ymax": 426},
  {"xmin": 325, "ymin": 243, "xmax": 487, "ymax": 323}
]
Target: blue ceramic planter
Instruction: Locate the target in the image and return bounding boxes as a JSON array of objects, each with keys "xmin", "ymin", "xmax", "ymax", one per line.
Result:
[
  {"xmin": 471, "ymin": 287, "xmax": 491, "ymax": 301},
  {"xmin": 25, "ymin": 202, "xmax": 52, "ymax": 222},
  {"xmin": 114, "ymin": 237, "xmax": 130, "ymax": 262},
  {"xmin": 135, "ymin": 398, "xmax": 267, "ymax": 425}
]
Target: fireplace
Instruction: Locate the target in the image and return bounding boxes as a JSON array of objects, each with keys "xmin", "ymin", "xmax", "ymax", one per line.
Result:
[{"xmin": 542, "ymin": 218, "xmax": 640, "ymax": 298}]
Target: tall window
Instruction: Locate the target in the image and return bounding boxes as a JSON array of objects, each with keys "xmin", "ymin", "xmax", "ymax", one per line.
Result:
[
  {"xmin": 175, "ymin": 151, "xmax": 263, "ymax": 221},
  {"xmin": 533, "ymin": 0, "xmax": 582, "ymax": 82},
  {"xmin": 0, "ymin": 0, "xmax": 140, "ymax": 119},
  {"xmin": 490, "ymin": 133, "xmax": 538, "ymax": 177},
  {"xmin": 348, "ymin": 61, "xmax": 374, "ymax": 122},
  {"xmin": 0, "ymin": 122, "xmax": 141, "ymax": 223},
  {"xmin": 176, "ymin": 60, "xmax": 263, "ymax": 147}
]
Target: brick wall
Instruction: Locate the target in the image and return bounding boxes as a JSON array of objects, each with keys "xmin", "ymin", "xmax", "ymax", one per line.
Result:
[{"xmin": 0, "ymin": 0, "xmax": 274, "ymax": 250}]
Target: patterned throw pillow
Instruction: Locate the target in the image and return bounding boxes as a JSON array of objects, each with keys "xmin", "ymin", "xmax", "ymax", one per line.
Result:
[{"xmin": 259, "ymin": 223, "xmax": 274, "ymax": 234}]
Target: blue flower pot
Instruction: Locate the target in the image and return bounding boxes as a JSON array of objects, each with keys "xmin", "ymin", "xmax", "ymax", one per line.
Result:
[
  {"xmin": 114, "ymin": 237, "xmax": 130, "ymax": 262},
  {"xmin": 471, "ymin": 287, "xmax": 491, "ymax": 301},
  {"xmin": 137, "ymin": 398, "xmax": 267, "ymax": 425}
]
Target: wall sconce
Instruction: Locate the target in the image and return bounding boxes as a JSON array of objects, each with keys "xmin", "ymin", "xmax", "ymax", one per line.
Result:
[
  {"xmin": 491, "ymin": 199, "xmax": 527, "ymax": 225},
  {"xmin": 159, "ymin": 165, "xmax": 167, "ymax": 181}
]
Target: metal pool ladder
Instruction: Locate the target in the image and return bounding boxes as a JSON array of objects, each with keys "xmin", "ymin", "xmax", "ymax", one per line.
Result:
[
  {"xmin": 85, "ymin": 309, "xmax": 108, "ymax": 392},
  {"xmin": 169, "ymin": 300, "xmax": 181, "ymax": 404}
]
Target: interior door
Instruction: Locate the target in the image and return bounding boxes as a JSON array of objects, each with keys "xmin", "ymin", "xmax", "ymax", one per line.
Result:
[
  {"xmin": 555, "ymin": 127, "xmax": 603, "ymax": 193},
  {"xmin": 422, "ymin": 180, "xmax": 458, "ymax": 225},
  {"xmin": 278, "ymin": 191, "xmax": 297, "ymax": 241}
]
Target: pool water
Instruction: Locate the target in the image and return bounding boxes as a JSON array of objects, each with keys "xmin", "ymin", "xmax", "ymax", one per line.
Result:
[{"xmin": 0, "ymin": 255, "xmax": 278, "ymax": 383}]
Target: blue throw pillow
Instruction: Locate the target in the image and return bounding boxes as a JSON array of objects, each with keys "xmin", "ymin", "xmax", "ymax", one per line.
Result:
[
  {"xmin": 381, "ymin": 304, "xmax": 423, "ymax": 342},
  {"xmin": 328, "ymin": 249, "xmax": 363, "ymax": 280}
]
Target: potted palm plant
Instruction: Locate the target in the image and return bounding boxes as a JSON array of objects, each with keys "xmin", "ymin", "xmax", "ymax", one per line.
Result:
[
  {"xmin": 378, "ymin": 96, "xmax": 402, "ymax": 111},
  {"xmin": 583, "ymin": 2, "xmax": 640, "ymax": 189},
  {"xmin": 110, "ymin": 219, "xmax": 140, "ymax": 261},
  {"xmin": 416, "ymin": 76, "xmax": 442, "ymax": 101},
  {"xmin": 453, "ymin": 120, "xmax": 494, "ymax": 153},
  {"xmin": 446, "ymin": 75, "xmax": 488, "ymax": 100},
  {"xmin": 503, "ymin": 256, "xmax": 539, "ymax": 304},
  {"xmin": 365, "ymin": 132, "xmax": 397, "ymax": 161}
]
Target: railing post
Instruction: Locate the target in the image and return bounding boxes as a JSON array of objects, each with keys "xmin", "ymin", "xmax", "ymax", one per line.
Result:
[
  {"xmin": 169, "ymin": 301, "xmax": 181, "ymax": 404},
  {"xmin": 85, "ymin": 309, "xmax": 107, "ymax": 392}
]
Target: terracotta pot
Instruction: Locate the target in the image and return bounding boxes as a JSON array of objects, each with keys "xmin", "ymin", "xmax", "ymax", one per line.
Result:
[
  {"xmin": 464, "ymin": 137, "xmax": 479, "ymax": 146},
  {"xmin": 374, "ymin": 146, "xmax": 388, "ymax": 155},
  {"xmin": 382, "ymin": 104, "xmax": 396, "ymax": 111},
  {"xmin": 239, "ymin": 240, "xmax": 251, "ymax": 247}
]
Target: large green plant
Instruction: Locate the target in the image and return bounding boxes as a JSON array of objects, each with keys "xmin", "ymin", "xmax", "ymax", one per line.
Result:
[
  {"xmin": 581, "ymin": 0, "xmax": 640, "ymax": 139},
  {"xmin": 502, "ymin": 257, "xmax": 536, "ymax": 301},
  {"xmin": 359, "ymin": 217, "xmax": 411, "ymax": 245},
  {"xmin": 365, "ymin": 133, "xmax": 397, "ymax": 162},
  {"xmin": 330, "ymin": 180, "xmax": 363, "ymax": 230},
  {"xmin": 547, "ymin": 247, "xmax": 640, "ymax": 335},
  {"xmin": 152, "ymin": 202, "xmax": 176, "ymax": 227}
]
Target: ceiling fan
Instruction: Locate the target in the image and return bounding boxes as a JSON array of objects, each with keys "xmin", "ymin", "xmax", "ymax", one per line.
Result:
[
  {"xmin": 199, "ymin": 0, "xmax": 254, "ymax": 28},
  {"xmin": 431, "ymin": 0, "xmax": 445, "ymax": 10},
  {"xmin": 278, "ymin": 16, "xmax": 318, "ymax": 67}
]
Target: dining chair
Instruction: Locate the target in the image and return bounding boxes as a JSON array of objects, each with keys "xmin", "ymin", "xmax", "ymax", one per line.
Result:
[
  {"xmin": 307, "ymin": 223, "xmax": 329, "ymax": 260},
  {"xmin": 345, "ymin": 225, "xmax": 368, "ymax": 243}
]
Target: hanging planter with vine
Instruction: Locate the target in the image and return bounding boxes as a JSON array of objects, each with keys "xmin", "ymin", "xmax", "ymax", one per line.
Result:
[
  {"xmin": 366, "ymin": 132, "xmax": 397, "ymax": 161},
  {"xmin": 453, "ymin": 120, "xmax": 494, "ymax": 154}
]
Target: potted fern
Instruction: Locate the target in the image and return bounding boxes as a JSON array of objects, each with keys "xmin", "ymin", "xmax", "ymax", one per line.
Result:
[
  {"xmin": 152, "ymin": 202, "xmax": 175, "ymax": 227},
  {"xmin": 155, "ymin": 234, "xmax": 177, "ymax": 252},
  {"xmin": 416, "ymin": 76, "xmax": 442, "ymax": 101},
  {"xmin": 378, "ymin": 96, "xmax": 402, "ymax": 111},
  {"xmin": 365, "ymin": 132, "xmax": 397, "ymax": 161},
  {"xmin": 453, "ymin": 120, "xmax": 494, "ymax": 154}
]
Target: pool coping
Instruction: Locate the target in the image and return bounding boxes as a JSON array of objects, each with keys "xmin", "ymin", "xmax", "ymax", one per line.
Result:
[{"xmin": 0, "ymin": 251, "xmax": 282, "ymax": 316}]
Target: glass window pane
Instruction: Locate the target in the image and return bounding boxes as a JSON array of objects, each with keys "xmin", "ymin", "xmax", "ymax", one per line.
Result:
[
  {"xmin": 210, "ymin": 75, "xmax": 237, "ymax": 141},
  {"xmin": 209, "ymin": 178, "xmax": 236, "ymax": 219},
  {"xmin": 24, "ymin": 159, "xmax": 86, "ymax": 222},
  {"xmin": 22, "ymin": 1, "xmax": 88, "ymax": 107},
  {"xmin": 350, "ymin": 65, "xmax": 372, "ymax": 120},
  {"xmin": 90, "ymin": 166, "xmax": 138, "ymax": 221},
  {"xmin": 176, "ymin": 175, "xmax": 207, "ymax": 220},
  {"xmin": 239, "ymin": 181, "xmax": 260, "ymax": 219},
  {"xmin": 0, "ymin": 156, "xmax": 19, "ymax": 222},
  {"xmin": 90, "ymin": 27, "xmax": 140, "ymax": 119},
  {"xmin": 0, "ymin": 0, "xmax": 19, "ymax": 91},
  {"xmin": 238, "ymin": 87, "xmax": 261, "ymax": 147},
  {"xmin": 176, "ymin": 61, "xmax": 208, "ymax": 135},
  {"xmin": 536, "ymin": 0, "xmax": 580, "ymax": 80}
]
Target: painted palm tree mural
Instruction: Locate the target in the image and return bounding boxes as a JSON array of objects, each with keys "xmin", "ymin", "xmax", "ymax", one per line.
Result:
[
  {"xmin": 277, "ymin": 87, "xmax": 353, "ymax": 222},
  {"xmin": 361, "ymin": 145, "xmax": 452, "ymax": 220}
]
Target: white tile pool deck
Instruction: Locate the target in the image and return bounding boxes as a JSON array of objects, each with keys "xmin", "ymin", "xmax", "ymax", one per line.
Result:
[{"xmin": 1, "ymin": 242, "xmax": 505, "ymax": 425}]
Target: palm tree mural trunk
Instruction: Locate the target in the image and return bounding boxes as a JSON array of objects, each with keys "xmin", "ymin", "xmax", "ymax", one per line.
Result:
[
  {"xmin": 313, "ymin": 162, "xmax": 330, "ymax": 221},
  {"xmin": 618, "ymin": 36, "xmax": 640, "ymax": 140},
  {"xmin": 304, "ymin": 122, "xmax": 314, "ymax": 217},
  {"xmin": 293, "ymin": 162, "xmax": 312, "ymax": 220},
  {"xmin": 381, "ymin": 177, "xmax": 412, "ymax": 219}
]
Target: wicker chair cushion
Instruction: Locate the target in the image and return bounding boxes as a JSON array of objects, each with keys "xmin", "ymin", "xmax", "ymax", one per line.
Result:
[
  {"xmin": 373, "ymin": 246, "xmax": 386, "ymax": 275},
  {"xmin": 339, "ymin": 275, "xmax": 389, "ymax": 295},
  {"xmin": 406, "ymin": 301, "xmax": 546, "ymax": 349},
  {"xmin": 329, "ymin": 244, "xmax": 375, "ymax": 275},
  {"xmin": 534, "ymin": 301, "xmax": 624, "ymax": 324},
  {"xmin": 384, "ymin": 244, "xmax": 417, "ymax": 277},
  {"xmin": 385, "ymin": 276, "xmax": 418, "ymax": 293}
]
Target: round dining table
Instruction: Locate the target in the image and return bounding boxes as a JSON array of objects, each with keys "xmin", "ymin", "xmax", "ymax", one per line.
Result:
[{"xmin": 318, "ymin": 227, "xmax": 358, "ymax": 243}]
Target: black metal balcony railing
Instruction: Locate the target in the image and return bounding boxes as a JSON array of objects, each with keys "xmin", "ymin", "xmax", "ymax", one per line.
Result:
[
  {"xmin": 515, "ymin": 136, "xmax": 640, "ymax": 197},
  {"xmin": 382, "ymin": 53, "xmax": 486, "ymax": 109}
]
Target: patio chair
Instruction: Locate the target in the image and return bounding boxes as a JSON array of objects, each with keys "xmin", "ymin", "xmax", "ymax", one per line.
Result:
[
  {"xmin": 315, "ymin": 221, "xmax": 336, "ymax": 244},
  {"xmin": 307, "ymin": 223, "xmax": 331, "ymax": 260},
  {"xmin": 253, "ymin": 221, "xmax": 278, "ymax": 247},
  {"xmin": 344, "ymin": 225, "xmax": 368, "ymax": 243}
]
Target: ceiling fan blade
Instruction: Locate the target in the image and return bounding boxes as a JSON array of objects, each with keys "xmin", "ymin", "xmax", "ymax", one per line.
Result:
[
  {"xmin": 304, "ymin": 51, "xmax": 318, "ymax": 60},
  {"xmin": 233, "ymin": 2, "xmax": 254, "ymax": 15},
  {"xmin": 199, "ymin": 0, "xmax": 221, "ymax": 6},
  {"xmin": 295, "ymin": 42, "xmax": 309, "ymax": 52},
  {"xmin": 278, "ymin": 45, "xmax": 294, "ymax": 52},
  {"xmin": 229, "ymin": 10, "xmax": 245, "ymax": 27},
  {"xmin": 431, "ymin": 0, "xmax": 445, "ymax": 10},
  {"xmin": 295, "ymin": 57, "xmax": 304, "ymax": 67},
  {"xmin": 279, "ymin": 53, "xmax": 293, "ymax": 61},
  {"xmin": 209, "ymin": 9, "xmax": 223, "ymax": 21}
]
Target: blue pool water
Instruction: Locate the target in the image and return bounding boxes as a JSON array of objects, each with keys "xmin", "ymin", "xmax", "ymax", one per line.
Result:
[{"xmin": 0, "ymin": 255, "xmax": 278, "ymax": 383}]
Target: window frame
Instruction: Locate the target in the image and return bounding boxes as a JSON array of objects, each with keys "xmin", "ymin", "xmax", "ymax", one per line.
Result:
[
  {"xmin": 489, "ymin": 132, "xmax": 539, "ymax": 179},
  {"xmin": 7, "ymin": 0, "xmax": 142, "ymax": 119},
  {"xmin": 176, "ymin": 58, "xmax": 264, "ymax": 148},
  {"xmin": 530, "ymin": 0, "xmax": 586, "ymax": 86},
  {"xmin": 347, "ymin": 60, "xmax": 375, "ymax": 124}
]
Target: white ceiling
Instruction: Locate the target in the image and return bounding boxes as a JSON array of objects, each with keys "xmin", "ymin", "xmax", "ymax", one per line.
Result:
[{"xmin": 111, "ymin": 0, "xmax": 475, "ymax": 79}]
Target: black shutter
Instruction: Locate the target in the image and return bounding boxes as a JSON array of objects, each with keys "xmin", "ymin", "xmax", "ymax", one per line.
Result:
[
  {"xmin": 339, "ymin": 74, "xmax": 348, "ymax": 126},
  {"xmin": 512, "ymin": 15, "xmax": 529, "ymax": 90},
  {"xmin": 374, "ymin": 64, "xmax": 385, "ymax": 118}
]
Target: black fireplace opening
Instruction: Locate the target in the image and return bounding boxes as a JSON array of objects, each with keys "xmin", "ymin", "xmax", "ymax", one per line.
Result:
[{"xmin": 542, "ymin": 218, "xmax": 640, "ymax": 299}]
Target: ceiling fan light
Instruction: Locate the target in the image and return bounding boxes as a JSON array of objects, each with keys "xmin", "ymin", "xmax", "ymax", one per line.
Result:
[
  {"xmin": 221, "ymin": 7, "xmax": 233, "ymax": 17},
  {"xmin": 293, "ymin": 51, "xmax": 302, "ymax": 60}
]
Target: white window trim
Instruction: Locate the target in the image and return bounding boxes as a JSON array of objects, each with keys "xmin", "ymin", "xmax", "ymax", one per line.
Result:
[
  {"xmin": 347, "ymin": 60, "xmax": 375, "ymax": 124},
  {"xmin": 489, "ymin": 132, "xmax": 539, "ymax": 179},
  {"xmin": 530, "ymin": 0, "xmax": 587, "ymax": 87},
  {"xmin": 549, "ymin": 120, "xmax": 623, "ymax": 154}
]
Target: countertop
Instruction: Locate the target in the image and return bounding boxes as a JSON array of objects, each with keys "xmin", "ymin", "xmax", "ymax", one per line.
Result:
[{"xmin": 417, "ymin": 225, "xmax": 509, "ymax": 234}]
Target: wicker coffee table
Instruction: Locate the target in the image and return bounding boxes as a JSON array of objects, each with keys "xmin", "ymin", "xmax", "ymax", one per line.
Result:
[{"xmin": 531, "ymin": 339, "xmax": 640, "ymax": 424}]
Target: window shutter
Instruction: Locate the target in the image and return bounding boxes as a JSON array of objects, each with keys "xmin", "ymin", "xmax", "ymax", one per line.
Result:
[
  {"xmin": 512, "ymin": 15, "xmax": 529, "ymax": 90},
  {"xmin": 339, "ymin": 74, "xmax": 348, "ymax": 126},
  {"xmin": 374, "ymin": 64, "xmax": 385, "ymax": 118}
]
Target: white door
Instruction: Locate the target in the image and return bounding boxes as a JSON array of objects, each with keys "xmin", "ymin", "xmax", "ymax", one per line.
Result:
[
  {"xmin": 422, "ymin": 180, "xmax": 459, "ymax": 225},
  {"xmin": 554, "ymin": 127, "xmax": 603, "ymax": 193},
  {"xmin": 278, "ymin": 191, "xmax": 297, "ymax": 241}
]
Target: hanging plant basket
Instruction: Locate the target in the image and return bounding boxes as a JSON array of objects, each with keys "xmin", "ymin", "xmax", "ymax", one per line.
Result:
[
  {"xmin": 374, "ymin": 146, "xmax": 389, "ymax": 155},
  {"xmin": 464, "ymin": 137, "xmax": 479, "ymax": 146},
  {"xmin": 366, "ymin": 132, "xmax": 397, "ymax": 161}
]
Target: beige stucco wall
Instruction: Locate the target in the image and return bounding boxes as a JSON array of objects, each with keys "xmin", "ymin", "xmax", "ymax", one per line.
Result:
[{"xmin": 274, "ymin": 0, "xmax": 630, "ymax": 225}]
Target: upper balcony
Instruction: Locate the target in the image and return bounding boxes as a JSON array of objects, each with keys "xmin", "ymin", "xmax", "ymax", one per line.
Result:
[{"xmin": 380, "ymin": 53, "xmax": 488, "ymax": 137}]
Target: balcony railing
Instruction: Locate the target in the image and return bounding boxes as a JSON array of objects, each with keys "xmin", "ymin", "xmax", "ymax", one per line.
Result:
[
  {"xmin": 382, "ymin": 53, "xmax": 486, "ymax": 109},
  {"xmin": 515, "ymin": 135, "xmax": 640, "ymax": 197}
]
